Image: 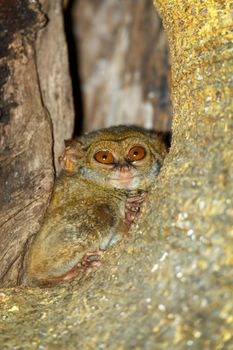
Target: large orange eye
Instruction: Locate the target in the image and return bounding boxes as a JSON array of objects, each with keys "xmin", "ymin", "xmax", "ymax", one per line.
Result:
[
  {"xmin": 94, "ymin": 150, "xmax": 114, "ymax": 164},
  {"xmin": 128, "ymin": 146, "xmax": 147, "ymax": 161}
]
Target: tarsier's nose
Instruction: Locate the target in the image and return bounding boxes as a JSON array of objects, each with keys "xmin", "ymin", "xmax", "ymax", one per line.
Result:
[{"xmin": 117, "ymin": 160, "xmax": 131, "ymax": 171}]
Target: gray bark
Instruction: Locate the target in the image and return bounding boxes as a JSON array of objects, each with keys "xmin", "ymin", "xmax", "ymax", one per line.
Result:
[
  {"xmin": 73, "ymin": 0, "xmax": 172, "ymax": 132},
  {"xmin": 0, "ymin": 0, "xmax": 74, "ymax": 286}
]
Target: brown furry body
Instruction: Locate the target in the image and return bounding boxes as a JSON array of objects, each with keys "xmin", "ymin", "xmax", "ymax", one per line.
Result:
[{"xmin": 24, "ymin": 126, "xmax": 168, "ymax": 286}]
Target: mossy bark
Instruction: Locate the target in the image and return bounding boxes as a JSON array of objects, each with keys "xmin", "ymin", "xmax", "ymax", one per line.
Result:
[{"xmin": 0, "ymin": 1, "xmax": 232, "ymax": 349}]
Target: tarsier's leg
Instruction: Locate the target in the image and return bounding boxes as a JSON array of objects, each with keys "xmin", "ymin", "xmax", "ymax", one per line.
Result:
[
  {"xmin": 124, "ymin": 191, "xmax": 147, "ymax": 228},
  {"xmin": 39, "ymin": 249, "xmax": 105, "ymax": 286}
]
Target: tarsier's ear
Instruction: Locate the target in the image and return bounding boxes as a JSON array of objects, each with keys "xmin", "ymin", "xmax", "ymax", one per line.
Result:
[{"xmin": 58, "ymin": 138, "xmax": 84, "ymax": 175}]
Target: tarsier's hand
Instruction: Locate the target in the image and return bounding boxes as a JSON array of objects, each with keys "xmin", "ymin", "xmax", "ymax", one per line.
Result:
[{"xmin": 124, "ymin": 192, "xmax": 148, "ymax": 228}]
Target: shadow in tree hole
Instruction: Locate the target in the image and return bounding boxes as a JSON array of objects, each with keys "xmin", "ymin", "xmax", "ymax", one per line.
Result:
[{"xmin": 64, "ymin": 0, "xmax": 84, "ymax": 136}]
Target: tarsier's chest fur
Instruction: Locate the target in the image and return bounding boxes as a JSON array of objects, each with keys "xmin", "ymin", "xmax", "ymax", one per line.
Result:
[{"xmin": 23, "ymin": 126, "xmax": 168, "ymax": 286}]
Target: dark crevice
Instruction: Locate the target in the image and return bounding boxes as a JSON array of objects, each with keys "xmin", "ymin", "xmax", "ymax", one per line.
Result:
[
  {"xmin": 0, "ymin": 0, "xmax": 40, "ymax": 123},
  {"xmin": 63, "ymin": 0, "xmax": 84, "ymax": 136}
]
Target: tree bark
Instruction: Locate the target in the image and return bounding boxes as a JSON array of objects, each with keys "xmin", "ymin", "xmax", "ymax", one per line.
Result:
[
  {"xmin": 0, "ymin": 0, "xmax": 74, "ymax": 286},
  {"xmin": 36, "ymin": 0, "xmax": 75, "ymax": 173},
  {"xmin": 73, "ymin": 0, "xmax": 172, "ymax": 132}
]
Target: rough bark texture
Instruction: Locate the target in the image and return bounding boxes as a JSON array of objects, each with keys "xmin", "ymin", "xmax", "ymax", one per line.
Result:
[
  {"xmin": 0, "ymin": 0, "xmax": 74, "ymax": 286},
  {"xmin": 73, "ymin": 0, "xmax": 172, "ymax": 132},
  {"xmin": 36, "ymin": 0, "xmax": 75, "ymax": 173},
  {"xmin": 0, "ymin": 1, "xmax": 232, "ymax": 349}
]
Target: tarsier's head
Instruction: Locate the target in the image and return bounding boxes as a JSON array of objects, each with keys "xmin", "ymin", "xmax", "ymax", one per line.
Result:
[{"xmin": 59, "ymin": 126, "xmax": 169, "ymax": 192}]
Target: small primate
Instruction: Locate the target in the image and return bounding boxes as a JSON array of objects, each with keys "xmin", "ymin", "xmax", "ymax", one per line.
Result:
[{"xmin": 24, "ymin": 125, "xmax": 169, "ymax": 286}]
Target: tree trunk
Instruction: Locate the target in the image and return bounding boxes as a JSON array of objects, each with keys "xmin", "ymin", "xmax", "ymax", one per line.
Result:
[
  {"xmin": 0, "ymin": 0, "xmax": 74, "ymax": 286},
  {"xmin": 36, "ymin": 0, "xmax": 75, "ymax": 173},
  {"xmin": 0, "ymin": 0, "xmax": 232, "ymax": 348},
  {"xmin": 73, "ymin": 0, "xmax": 172, "ymax": 132}
]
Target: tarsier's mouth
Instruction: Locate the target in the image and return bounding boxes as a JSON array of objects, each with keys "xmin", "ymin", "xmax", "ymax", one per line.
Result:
[
  {"xmin": 111, "ymin": 171, "xmax": 134, "ymax": 179},
  {"xmin": 111, "ymin": 175, "xmax": 134, "ymax": 180},
  {"xmin": 111, "ymin": 177, "xmax": 134, "ymax": 184},
  {"xmin": 110, "ymin": 172, "xmax": 138, "ymax": 186}
]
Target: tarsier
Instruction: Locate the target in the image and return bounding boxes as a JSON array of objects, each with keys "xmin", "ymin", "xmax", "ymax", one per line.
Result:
[{"xmin": 24, "ymin": 125, "xmax": 169, "ymax": 286}]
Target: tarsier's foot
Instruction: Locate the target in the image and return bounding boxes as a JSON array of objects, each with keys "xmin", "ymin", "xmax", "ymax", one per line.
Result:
[
  {"xmin": 124, "ymin": 191, "xmax": 147, "ymax": 228},
  {"xmin": 39, "ymin": 249, "xmax": 105, "ymax": 286},
  {"xmin": 79, "ymin": 250, "xmax": 105, "ymax": 271}
]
